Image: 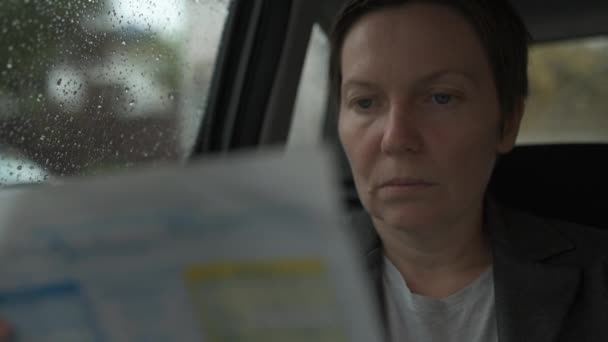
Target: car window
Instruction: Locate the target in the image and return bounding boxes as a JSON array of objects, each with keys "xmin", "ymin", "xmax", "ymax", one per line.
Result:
[
  {"xmin": 288, "ymin": 24, "xmax": 330, "ymax": 147},
  {"xmin": 518, "ymin": 36, "xmax": 608, "ymax": 144},
  {"xmin": 0, "ymin": 0, "xmax": 230, "ymax": 186}
]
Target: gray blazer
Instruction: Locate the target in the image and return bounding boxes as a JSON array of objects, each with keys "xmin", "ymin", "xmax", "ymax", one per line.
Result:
[{"xmin": 352, "ymin": 200, "xmax": 608, "ymax": 342}]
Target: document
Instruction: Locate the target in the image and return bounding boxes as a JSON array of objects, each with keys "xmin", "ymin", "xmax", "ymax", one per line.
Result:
[{"xmin": 0, "ymin": 148, "xmax": 384, "ymax": 342}]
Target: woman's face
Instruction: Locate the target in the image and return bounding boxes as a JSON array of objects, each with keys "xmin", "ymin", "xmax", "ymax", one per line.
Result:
[{"xmin": 338, "ymin": 3, "xmax": 522, "ymax": 231}]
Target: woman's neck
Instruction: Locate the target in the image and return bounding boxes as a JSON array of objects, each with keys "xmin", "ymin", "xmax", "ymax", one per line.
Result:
[{"xmin": 373, "ymin": 212, "xmax": 492, "ymax": 299}]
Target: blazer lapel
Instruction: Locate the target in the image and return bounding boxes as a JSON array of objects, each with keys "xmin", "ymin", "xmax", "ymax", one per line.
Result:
[
  {"xmin": 493, "ymin": 249, "xmax": 580, "ymax": 342},
  {"xmin": 349, "ymin": 201, "xmax": 584, "ymax": 342},
  {"xmin": 487, "ymin": 201, "xmax": 581, "ymax": 342}
]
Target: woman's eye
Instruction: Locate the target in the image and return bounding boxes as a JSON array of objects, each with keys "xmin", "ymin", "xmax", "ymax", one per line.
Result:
[
  {"xmin": 431, "ymin": 93, "xmax": 453, "ymax": 105},
  {"xmin": 355, "ymin": 98, "xmax": 374, "ymax": 109}
]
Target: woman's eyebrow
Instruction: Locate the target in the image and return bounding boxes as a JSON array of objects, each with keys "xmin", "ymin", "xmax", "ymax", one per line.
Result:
[
  {"xmin": 417, "ymin": 69, "xmax": 479, "ymax": 87},
  {"xmin": 343, "ymin": 70, "xmax": 478, "ymax": 93},
  {"xmin": 342, "ymin": 80, "xmax": 378, "ymax": 93}
]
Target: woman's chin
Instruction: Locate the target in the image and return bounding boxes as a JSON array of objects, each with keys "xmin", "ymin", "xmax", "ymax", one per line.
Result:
[{"xmin": 368, "ymin": 203, "xmax": 446, "ymax": 232}]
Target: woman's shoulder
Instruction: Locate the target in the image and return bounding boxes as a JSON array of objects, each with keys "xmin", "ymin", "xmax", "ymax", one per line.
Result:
[
  {"xmin": 497, "ymin": 203, "xmax": 608, "ymax": 263},
  {"xmin": 549, "ymin": 217, "xmax": 608, "ymax": 260}
]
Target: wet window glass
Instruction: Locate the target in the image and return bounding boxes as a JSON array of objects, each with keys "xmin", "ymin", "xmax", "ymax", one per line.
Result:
[
  {"xmin": 0, "ymin": 0, "xmax": 230, "ymax": 186},
  {"xmin": 519, "ymin": 36, "xmax": 608, "ymax": 144}
]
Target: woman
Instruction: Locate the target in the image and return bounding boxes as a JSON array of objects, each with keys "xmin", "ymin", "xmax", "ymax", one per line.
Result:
[{"xmin": 331, "ymin": 0, "xmax": 608, "ymax": 341}]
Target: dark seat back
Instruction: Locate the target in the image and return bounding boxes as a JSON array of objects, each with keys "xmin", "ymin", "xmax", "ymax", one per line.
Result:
[
  {"xmin": 338, "ymin": 143, "xmax": 608, "ymax": 229},
  {"xmin": 489, "ymin": 144, "xmax": 608, "ymax": 229}
]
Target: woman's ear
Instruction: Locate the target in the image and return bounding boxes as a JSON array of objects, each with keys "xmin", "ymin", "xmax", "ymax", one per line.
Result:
[{"xmin": 497, "ymin": 99, "xmax": 525, "ymax": 154}]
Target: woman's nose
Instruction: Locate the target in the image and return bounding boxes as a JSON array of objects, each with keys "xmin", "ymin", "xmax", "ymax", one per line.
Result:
[{"xmin": 380, "ymin": 106, "xmax": 422, "ymax": 155}]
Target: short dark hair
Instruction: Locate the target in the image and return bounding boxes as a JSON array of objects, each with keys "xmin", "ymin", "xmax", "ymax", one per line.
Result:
[{"xmin": 329, "ymin": 0, "xmax": 531, "ymax": 117}]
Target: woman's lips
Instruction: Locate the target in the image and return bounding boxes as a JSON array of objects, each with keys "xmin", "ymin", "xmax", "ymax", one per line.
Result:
[
  {"xmin": 376, "ymin": 178, "xmax": 436, "ymax": 195},
  {"xmin": 380, "ymin": 177, "xmax": 435, "ymax": 187}
]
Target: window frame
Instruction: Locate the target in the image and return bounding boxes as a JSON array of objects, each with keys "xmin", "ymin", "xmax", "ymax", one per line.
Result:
[{"xmin": 193, "ymin": 0, "xmax": 324, "ymax": 154}]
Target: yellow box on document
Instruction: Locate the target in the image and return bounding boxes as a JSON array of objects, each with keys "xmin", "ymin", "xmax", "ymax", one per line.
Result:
[{"xmin": 183, "ymin": 259, "xmax": 347, "ymax": 342}]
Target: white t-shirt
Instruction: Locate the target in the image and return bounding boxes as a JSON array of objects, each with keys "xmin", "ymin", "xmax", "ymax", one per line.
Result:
[{"xmin": 383, "ymin": 257, "xmax": 498, "ymax": 342}]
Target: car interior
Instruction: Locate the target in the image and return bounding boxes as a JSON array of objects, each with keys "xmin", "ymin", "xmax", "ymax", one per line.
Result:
[
  {"xmin": 1, "ymin": 0, "xmax": 608, "ymax": 230},
  {"xmin": 486, "ymin": 0, "xmax": 608, "ymax": 229},
  {"xmin": 2, "ymin": 1, "xmax": 608, "ymax": 339}
]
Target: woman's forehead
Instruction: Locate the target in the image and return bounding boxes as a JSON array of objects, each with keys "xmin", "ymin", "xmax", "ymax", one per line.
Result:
[{"xmin": 340, "ymin": 3, "xmax": 492, "ymax": 85}]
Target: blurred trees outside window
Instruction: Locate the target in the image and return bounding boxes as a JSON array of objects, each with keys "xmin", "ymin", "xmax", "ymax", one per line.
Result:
[{"xmin": 520, "ymin": 36, "xmax": 608, "ymax": 144}]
